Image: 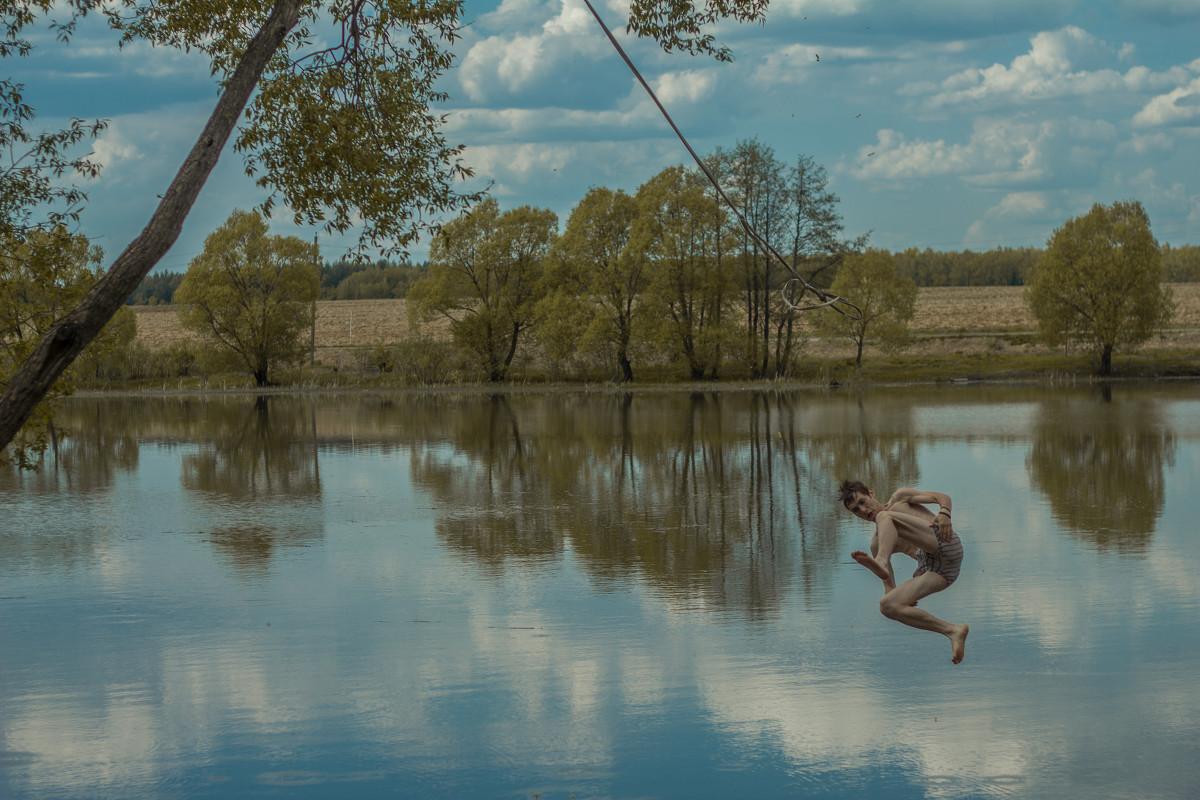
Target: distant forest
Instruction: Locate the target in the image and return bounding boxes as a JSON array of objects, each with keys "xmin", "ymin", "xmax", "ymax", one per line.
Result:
[
  {"xmin": 125, "ymin": 245, "xmax": 1200, "ymax": 305},
  {"xmin": 127, "ymin": 260, "xmax": 430, "ymax": 305}
]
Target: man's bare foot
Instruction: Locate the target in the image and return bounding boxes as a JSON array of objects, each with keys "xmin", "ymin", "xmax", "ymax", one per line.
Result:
[
  {"xmin": 949, "ymin": 623, "xmax": 969, "ymax": 664},
  {"xmin": 851, "ymin": 550, "xmax": 890, "ymax": 581}
]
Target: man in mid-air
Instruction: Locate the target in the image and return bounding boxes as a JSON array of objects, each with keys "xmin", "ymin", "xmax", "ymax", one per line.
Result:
[{"xmin": 838, "ymin": 479, "xmax": 969, "ymax": 664}]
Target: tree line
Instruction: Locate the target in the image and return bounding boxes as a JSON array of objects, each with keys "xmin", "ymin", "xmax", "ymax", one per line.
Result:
[{"xmin": 128, "ymin": 239, "xmax": 1200, "ymax": 307}]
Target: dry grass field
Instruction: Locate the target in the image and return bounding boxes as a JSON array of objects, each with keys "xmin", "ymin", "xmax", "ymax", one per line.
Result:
[{"xmin": 132, "ymin": 284, "xmax": 1200, "ymax": 364}]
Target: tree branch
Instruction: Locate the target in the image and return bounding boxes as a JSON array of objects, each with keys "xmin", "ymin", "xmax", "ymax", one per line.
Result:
[{"xmin": 0, "ymin": 0, "xmax": 302, "ymax": 451}]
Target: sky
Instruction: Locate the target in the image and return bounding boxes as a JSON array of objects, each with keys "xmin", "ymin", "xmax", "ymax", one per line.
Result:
[{"xmin": 11, "ymin": 0, "xmax": 1200, "ymax": 271}]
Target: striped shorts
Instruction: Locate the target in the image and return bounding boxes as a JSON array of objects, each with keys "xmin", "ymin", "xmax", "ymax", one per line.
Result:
[{"xmin": 913, "ymin": 527, "xmax": 964, "ymax": 586}]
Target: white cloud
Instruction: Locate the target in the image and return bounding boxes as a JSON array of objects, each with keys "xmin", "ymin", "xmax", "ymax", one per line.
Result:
[
  {"xmin": 89, "ymin": 127, "xmax": 143, "ymax": 175},
  {"xmin": 752, "ymin": 43, "xmax": 876, "ymax": 85},
  {"xmin": 914, "ymin": 27, "xmax": 1200, "ymax": 116},
  {"xmin": 1119, "ymin": 132, "xmax": 1176, "ymax": 155},
  {"xmin": 850, "ymin": 115, "xmax": 1115, "ymax": 188},
  {"xmin": 989, "ymin": 191, "xmax": 1048, "ymax": 219},
  {"xmin": 651, "ymin": 69, "xmax": 717, "ymax": 106},
  {"xmin": 770, "ymin": 0, "xmax": 873, "ymax": 19},
  {"xmin": 462, "ymin": 141, "xmax": 577, "ymax": 183},
  {"xmin": 1133, "ymin": 75, "xmax": 1200, "ymax": 127},
  {"xmin": 458, "ymin": 0, "xmax": 612, "ymax": 102},
  {"xmin": 924, "ymin": 27, "xmax": 1127, "ymax": 108},
  {"xmin": 85, "ymin": 103, "xmax": 211, "ymax": 186}
]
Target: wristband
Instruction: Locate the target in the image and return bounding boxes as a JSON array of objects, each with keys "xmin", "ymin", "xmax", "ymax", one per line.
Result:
[{"xmin": 938, "ymin": 508, "xmax": 951, "ymax": 518}]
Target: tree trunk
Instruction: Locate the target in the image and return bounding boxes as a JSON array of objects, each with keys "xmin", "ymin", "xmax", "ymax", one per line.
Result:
[
  {"xmin": 617, "ymin": 352, "xmax": 633, "ymax": 382},
  {"xmin": 498, "ymin": 320, "xmax": 521, "ymax": 380},
  {"xmin": 0, "ymin": 1, "xmax": 302, "ymax": 452},
  {"xmin": 1099, "ymin": 344, "xmax": 1113, "ymax": 375}
]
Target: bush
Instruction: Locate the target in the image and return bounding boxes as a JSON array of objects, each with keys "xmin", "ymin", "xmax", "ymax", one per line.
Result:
[{"xmin": 390, "ymin": 337, "xmax": 462, "ymax": 385}]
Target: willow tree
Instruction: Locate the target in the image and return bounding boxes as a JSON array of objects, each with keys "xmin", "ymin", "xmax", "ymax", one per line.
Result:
[
  {"xmin": 0, "ymin": 228, "xmax": 132, "ymax": 465},
  {"xmin": 634, "ymin": 166, "xmax": 737, "ymax": 380},
  {"xmin": 812, "ymin": 249, "xmax": 916, "ymax": 369},
  {"xmin": 0, "ymin": 0, "xmax": 773, "ymax": 455},
  {"xmin": 408, "ymin": 199, "xmax": 558, "ymax": 382},
  {"xmin": 176, "ymin": 210, "xmax": 320, "ymax": 386},
  {"xmin": 547, "ymin": 186, "xmax": 642, "ymax": 381},
  {"xmin": 1025, "ymin": 200, "xmax": 1174, "ymax": 375}
]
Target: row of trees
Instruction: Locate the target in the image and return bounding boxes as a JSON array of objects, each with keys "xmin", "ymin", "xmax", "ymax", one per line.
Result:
[
  {"xmin": 147, "ymin": 190, "xmax": 1175, "ymax": 388},
  {"xmin": 402, "ymin": 173, "xmax": 1175, "ymax": 382},
  {"xmin": 128, "ymin": 260, "xmax": 426, "ymax": 304},
  {"xmin": 127, "ymin": 239, "xmax": 1200, "ymax": 308},
  {"xmin": 408, "ymin": 142, "xmax": 866, "ymax": 383}
]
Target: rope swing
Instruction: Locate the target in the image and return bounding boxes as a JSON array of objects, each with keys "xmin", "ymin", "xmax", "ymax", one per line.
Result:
[{"xmin": 580, "ymin": 0, "xmax": 862, "ymax": 319}]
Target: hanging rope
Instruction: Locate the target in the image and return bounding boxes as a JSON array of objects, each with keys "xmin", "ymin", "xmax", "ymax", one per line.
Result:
[{"xmin": 580, "ymin": 0, "xmax": 861, "ymax": 319}]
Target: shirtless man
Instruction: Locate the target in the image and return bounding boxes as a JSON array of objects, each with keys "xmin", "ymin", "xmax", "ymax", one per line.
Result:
[{"xmin": 838, "ymin": 479, "xmax": 970, "ymax": 664}]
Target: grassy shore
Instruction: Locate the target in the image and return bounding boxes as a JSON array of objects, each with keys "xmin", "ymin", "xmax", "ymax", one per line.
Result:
[{"xmin": 121, "ymin": 284, "xmax": 1200, "ymax": 390}]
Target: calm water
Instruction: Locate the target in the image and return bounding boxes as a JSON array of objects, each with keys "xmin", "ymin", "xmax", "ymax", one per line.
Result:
[{"xmin": 2, "ymin": 385, "xmax": 1198, "ymax": 799}]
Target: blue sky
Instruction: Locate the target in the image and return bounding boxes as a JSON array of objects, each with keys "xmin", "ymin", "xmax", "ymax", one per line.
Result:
[{"xmin": 12, "ymin": 0, "xmax": 1200, "ymax": 270}]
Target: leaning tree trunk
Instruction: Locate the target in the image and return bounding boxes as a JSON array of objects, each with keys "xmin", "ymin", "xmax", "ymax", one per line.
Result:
[{"xmin": 0, "ymin": 0, "xmax": 302, "ymax": 451}]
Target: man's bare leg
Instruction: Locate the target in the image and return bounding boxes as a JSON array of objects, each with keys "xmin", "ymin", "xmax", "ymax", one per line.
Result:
[
  {"xmin": 853, "ymin": 510, "xmax": 922, "ymax": 590},
  {"xmin": 880, "ymin": 573, "xmax": 970, "ymax": 664},
  {"xmin": 851, "ymin": 549, "xmax": 892, "ymax": 585},
  {"xmin": 879, "ymin": 508, "xmax": 942, "ymax": 554}
]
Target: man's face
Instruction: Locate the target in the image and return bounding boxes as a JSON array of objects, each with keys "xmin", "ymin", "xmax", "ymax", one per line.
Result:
[{"xmin": 845, "ymin": 490, "xmax": 881, "ymax": 522}]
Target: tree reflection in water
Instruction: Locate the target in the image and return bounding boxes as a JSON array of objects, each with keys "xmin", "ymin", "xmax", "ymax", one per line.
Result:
[
  {"xmin": 406, "ymin": 391, "xmax": 851, "ymax": 619},
  {"xmin": 179, "ymin": 396, "xmax": 324, "ymax": 577},
  {"xmin": 1027, "ymin": 385, "xmax": 1175, "ymax": 553},
  {"xmin": 7, "ymin": 384, "xmax": 1180, "ymax": 595}
]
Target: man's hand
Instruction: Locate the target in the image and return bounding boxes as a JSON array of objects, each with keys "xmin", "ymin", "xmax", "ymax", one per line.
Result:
[{"xmin": 933, "ymin": 511, "xmax": 954, "ymax": 542}]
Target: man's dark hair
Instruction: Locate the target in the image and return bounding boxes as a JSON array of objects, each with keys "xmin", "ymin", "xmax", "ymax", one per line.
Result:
[{"xmin": 838, "ymin": 479, "xmax": 872, "ymax": 507}]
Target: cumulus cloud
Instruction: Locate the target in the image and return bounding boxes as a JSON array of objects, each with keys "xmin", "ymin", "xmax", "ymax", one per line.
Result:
[
  {"xmin": 990, "ymin": 191, "xmax": 1048, "ymax": 219},
  {"xmin": 458, "ymin": 0, "xmax": 614, "ymax": 103},
  {"xmin": 922, "ymin": 27, "xmax": 1127, "ymax": 108},
  {"xmin": 89, "ymin": 127, "xmax": 143, "ymax": 175},
  {"xmin": 1133, "ymin": 75, "xmax": 1200, "ymax": 127},
  {"xmin": 444, "ymin": 101, "xmax": 660, "ymax": 143},
  {"xmin": 850, "ymin": 115, "xmax": 1116, "ymax": 189},
  {"xmin": 651, "ymin": 70, "xmax": 718, "ymax": 107},
  {"xmin": 913, "ymin": 26, "xmax": 1200, "ymax": 115}
]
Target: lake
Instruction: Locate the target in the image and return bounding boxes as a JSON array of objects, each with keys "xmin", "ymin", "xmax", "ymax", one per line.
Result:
[{"xmin": 2, "ymin": 384, "xmax": 1198, "ymax": 799}]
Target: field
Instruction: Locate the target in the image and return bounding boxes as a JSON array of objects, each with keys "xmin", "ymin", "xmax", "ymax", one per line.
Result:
[{"xmin": 131, "ymin": 284, "xmax": 1200, "ymax": 365}]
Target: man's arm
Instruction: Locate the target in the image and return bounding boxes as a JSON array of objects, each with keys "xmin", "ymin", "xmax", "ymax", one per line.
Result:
[{"xmin": 886, "ymin": 488, "xmax": 954, "ymax": 541}]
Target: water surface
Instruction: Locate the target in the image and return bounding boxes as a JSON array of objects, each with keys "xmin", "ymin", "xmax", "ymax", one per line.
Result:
[{"xmin": 2, "ymin": 385, "xmax": 1198, "ymax": 799}]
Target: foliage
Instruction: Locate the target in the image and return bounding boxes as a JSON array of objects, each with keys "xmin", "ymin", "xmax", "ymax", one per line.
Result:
[
  {"xmin": 0, "ymin": 0, "xmax": 778, "ymax": 451},
  {"xmin": 633, "ymin": 166, "xmax": 738, "ymax": 380},
  {"xmin": 127, "ymin": 271, "xmax": 184, "ymax": 305},
  {"xmin": 0, "ymin": 227, "xmax": 119, "ymax": 464},
  {"xmin": 545, "ymin": 186, "xmax": 643, "ymax": 381},
  {"xmin": 1025, "ymin": 200, "xmax": 1174, "ymax": 375},
  {"xmin": 329, "ymin": 262, "xmax": 424, "ymax": 299},
  {"xmin": 705, "ymin": 140, "xmax": 860, "ymax": 378},
  {"xmin": 408, "ymin": 198, "xmax": 557, "ymax": 382},
  {"xmin": 174, "ymin": 210, "xmax": 320, "ymax": 386},
  {"xmin": 73, "ymin": 304, "xmax": 138, "ymax": 381},
  {"xmin": 625, "ymin": 0, "xmax": 768, "ymax": 61},
  {"xmin": 0, "ymin": 72, "xmax": 105, "ymax": 245},
  {"xmin": 812, "ymin": 249, "xmax": 917, "ymax": 369},
  {"xmin": 366, "ymin": 336, "xmax": 462, "ymax": 385},
  {"xmin": 1162, "ymin": 244, "xmax": 1200, "ymax": 282},
  {"xmin": 894, "ymin": 246, "xmax": 1038, "ymax": 287}
]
